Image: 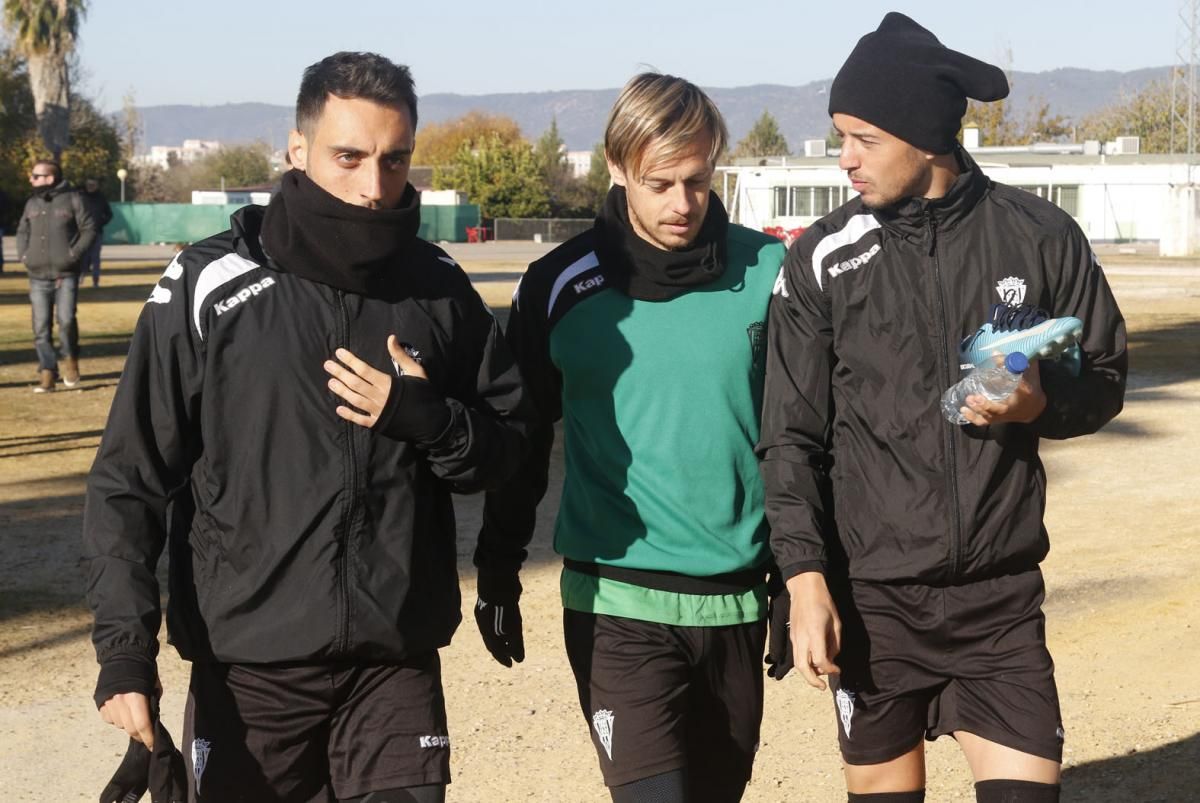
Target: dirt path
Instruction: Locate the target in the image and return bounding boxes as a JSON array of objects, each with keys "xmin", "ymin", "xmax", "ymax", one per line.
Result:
[{"xmin": 0, "ymin": 253, "xmax": 1196, "ymax": 801}]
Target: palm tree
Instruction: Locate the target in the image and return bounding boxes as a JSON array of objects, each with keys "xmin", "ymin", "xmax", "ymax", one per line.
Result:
[{"xmin": 2, "ymin": 0, "xmax": 88, "ymax": 159}]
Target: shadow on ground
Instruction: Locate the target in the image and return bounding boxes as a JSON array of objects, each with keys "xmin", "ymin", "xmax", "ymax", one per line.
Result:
[
  {"xmin": 0, "ymin": 335, "xmax": 133, "ymax": 367},
  {"xmin": 1063, "ymin": 732, "xmax": 1200, "ymax": 802},
  {"xmin": 0, "ymin": 265, "xmax": 163, "ymax": 307}
]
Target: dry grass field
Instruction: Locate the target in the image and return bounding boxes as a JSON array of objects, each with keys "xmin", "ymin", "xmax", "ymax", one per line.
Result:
[{"xmin": 0, "ymin": 241, "xmax": 1197, "ymax": 801}]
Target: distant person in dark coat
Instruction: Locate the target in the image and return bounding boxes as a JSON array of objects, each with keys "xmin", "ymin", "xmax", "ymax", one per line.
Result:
[
  {"xmin": 0, "ymin": 186, "xmax": 9, "ymax": 273},
  {"xmin": 81, "ymin": 178, "xmax": 113, "ymax": 287},
  {"xmin": 16, "ymin": 160, "xmax": 97, "ymax": 391}
]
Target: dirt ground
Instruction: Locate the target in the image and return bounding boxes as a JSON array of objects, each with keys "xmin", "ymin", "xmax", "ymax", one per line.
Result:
[{"xmin": 0, "ymin": 242, "xmax": 1197, "ymax": 802}]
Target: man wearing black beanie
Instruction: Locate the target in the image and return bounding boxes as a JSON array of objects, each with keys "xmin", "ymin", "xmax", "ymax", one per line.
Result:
[{"xmin": 759, "ymin": 12, "xmax": 1126, "ymax": 803}]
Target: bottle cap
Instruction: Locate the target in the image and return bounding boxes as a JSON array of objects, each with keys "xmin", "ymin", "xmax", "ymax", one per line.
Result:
[{"xmin": 1004, "ymin": 352, "xmax": 1030, "ymax": 373}]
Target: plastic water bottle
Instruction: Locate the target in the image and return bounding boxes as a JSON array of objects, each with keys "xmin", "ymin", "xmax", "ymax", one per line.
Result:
[{"xmin": 941, "ymin": 352, "xmax": 1030, "ymax": 424}]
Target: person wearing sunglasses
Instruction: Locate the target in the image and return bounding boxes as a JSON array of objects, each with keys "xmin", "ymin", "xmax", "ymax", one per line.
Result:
[{"xmin": 16, "ymin": 159, "xmax": 97, "ymax": 391}]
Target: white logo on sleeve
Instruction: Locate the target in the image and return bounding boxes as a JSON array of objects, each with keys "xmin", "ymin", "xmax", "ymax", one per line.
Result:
[
  {"xmin": 191, "ymin": 738, "xmax": 211, "ymax": 794},
  {"xmin": 827, "ymin": 242, "xmax": 882, "ymax": 279},
  {"xmin": 592, "ymin": 708, "xmax": 615, "ymax": 760},
  {"xmin": 418, "ymin": 735, "xmax": 450, "ymax": 748},
  {"xmin": 835, "ymin": 688, "xmax": 856, "ymax": 738},
  {"xmin": 213, "ymin": 276, "xmax": 277, "ymax": 316},
  {"xmin": 772, "ymin": 266, "xmax": 788, "ymax": 298},
  {"xmin": 573, "ymin": 274, "xmax": 605, "ymax": 294},
  {"xmin": 996, "ymin": 276, "xmax": 1027, "ymax": 304},
  {"xmin": 147, "ymin": 257, "xmax": 185, "ymax": 305}
]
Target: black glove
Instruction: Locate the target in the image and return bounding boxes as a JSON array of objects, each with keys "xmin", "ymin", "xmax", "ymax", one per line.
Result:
[
  {"xmin": 100, "ymin": 700, "xmax": 188, "ymax": 803},
  {"xmin": 765, "ymin": 567, "xmax": 794, "ymax": 681},
  {"xmin": 374, "ymin": 376, "xmax": 452, "ymax": 446},
  {"xmin": 474, "ymin": 571, "xmax": 525, "ymax": 667}
]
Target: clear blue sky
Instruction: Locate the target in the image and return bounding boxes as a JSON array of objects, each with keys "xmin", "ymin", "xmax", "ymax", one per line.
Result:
[{"xmin": 76, "ymin": 0, "xmax": 1180, "ymax": 111}]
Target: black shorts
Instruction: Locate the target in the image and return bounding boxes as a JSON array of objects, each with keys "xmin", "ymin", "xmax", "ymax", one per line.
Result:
[
  {"xmin": 829, "ymin": 569, "xmax": 1063, "ymax": 766},
  {"xmin": 563, "ymin": 609, "xmax": 766, "ymax": 789},
  {"xmin": 182, "ymin": 654, "xmax": 450, "ymax": 802}
]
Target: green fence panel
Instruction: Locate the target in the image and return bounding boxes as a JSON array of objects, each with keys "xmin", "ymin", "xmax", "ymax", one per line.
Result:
[
  {"xmin": 105, "ymin": 203, "xmax": 249, "ymax": 246},
  {"xmin": 107, "ymin": 202, "xmax": 481, "ymax": 245},
  {"xmin": 417, "ymin": 204, "xmax": 480, "ymax": 243}
]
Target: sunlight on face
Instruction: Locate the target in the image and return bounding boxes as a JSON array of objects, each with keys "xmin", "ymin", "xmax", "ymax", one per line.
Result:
[
  {"xmin": 608, "ymin": 137, "xmax": 714, "ymax": 251},
  {"xmin": 288, "ymin": 95, "xmax": 415, "ymax": 209},
  {"xmin": 832, "ymin": 113, "xmax": 934, "ymax": 209}
]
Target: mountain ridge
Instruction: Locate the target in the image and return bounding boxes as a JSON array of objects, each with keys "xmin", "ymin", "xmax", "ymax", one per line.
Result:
[{"xmin": 132, "ymin": 66, "xmax": 1172, "ymax": 154}]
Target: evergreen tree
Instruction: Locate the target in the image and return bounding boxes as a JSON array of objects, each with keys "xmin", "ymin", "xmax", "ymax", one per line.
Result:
[{"xmin": 734, "ymin": 110, "xmax": 789, "ymax": 158}]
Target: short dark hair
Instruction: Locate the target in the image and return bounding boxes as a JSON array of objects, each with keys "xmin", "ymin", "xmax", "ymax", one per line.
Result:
[
  {"xmin": 296, "ymin": 52, "xmax": 418, "ymax": 133},
  {"xmin": 32, "ymin": 159, "xmax": 61, "ymax": 182}
]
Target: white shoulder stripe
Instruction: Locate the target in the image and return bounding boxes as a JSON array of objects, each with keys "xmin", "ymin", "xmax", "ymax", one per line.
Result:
[
  {"xmin": 547, "ymin": 251, "xmax": 600, "ymax": 318},
  {"xmin": 811, "ymin": 214, "xmax": 881, "ymax": 290},
  {"xmin": 438, "ymin": 255, "xmax": 458, "ymax": 267},
  {"xmin": 193, "ymin": 253, "xmax": 261, "ymax": 339}
]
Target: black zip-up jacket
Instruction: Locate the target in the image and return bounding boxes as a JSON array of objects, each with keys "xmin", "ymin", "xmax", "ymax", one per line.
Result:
[
  {"xmin": 84, "ymin": 203, "xmax": 531, "ymax": 684},
  {"xmin": 758, "ymin": 152, "xmax": 1127, "ymax": 585}
]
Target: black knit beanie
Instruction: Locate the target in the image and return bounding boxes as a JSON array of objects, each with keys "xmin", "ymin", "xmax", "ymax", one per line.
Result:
[{"xmin": 828, "ymin": 12, "xmax": 1009, "ymax": 154}]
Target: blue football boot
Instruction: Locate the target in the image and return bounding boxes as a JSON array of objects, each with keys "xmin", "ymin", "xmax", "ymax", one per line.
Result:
[{"xmin": 959, "ymin": 303, "xmax": 1083, "ymax": 375}]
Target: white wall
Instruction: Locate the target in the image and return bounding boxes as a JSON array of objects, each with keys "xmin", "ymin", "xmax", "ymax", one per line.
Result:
[{"xmin": 725, "ymin": 160, "xmax": 1200, "ymax": 256}]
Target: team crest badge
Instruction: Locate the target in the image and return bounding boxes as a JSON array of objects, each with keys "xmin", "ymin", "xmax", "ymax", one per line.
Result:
[
  {"xmin": 192, "ymin": 738, "xmax": 212, "ymax": 793},
  {"xmin": 996, "ymin": 276, "xmax": 1026, "ymax": 305},
  {"xmin": 592, "ymin": 709, "xmax": 615, "ymax": 760},
  {"xmin": 835, "ymin": 688, "xmax": 856, "ymax": 738},
  {"xmin": 747, "ymin": 321, "xmax": 766, "ymax": 365}
]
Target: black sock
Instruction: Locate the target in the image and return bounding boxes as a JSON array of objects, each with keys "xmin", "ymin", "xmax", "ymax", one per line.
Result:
[
  {"xmin": 610, "ymin": 769, "xmax": 686, "ymax": 803},
  {"xmin": 848, "ymin": 791, "xmax": 926, "ymax": 802},
  {"xmin": 975, "ymin": 779, "xmax": 1060, "ymax": 803}
]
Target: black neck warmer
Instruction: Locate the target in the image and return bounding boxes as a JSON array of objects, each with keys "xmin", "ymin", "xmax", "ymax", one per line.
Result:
[
  {"xmin": 260, "ymin": 169, "xmax": 421, "ymax": 298},
  {"xmin": 593, "ymin": 185, "xmax": 728, "ymax": 302}
]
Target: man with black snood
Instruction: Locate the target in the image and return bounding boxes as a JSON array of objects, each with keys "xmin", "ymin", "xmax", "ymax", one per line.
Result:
[
  {"xmin": 759, "ymin": 13, "xmax": 1126, "ymax": 803},
  {"xmin": 85, "ymin": 52, "xmax": 531, "ymax": 802}
]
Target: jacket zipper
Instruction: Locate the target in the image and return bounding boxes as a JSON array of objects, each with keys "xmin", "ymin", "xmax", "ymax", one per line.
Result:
[
  {"xmin": 927, "ymin": 213, "xmax": 964, "ymax": 581},
  {"xmin": 335, "ymin": 289, "xmax": 357, "ymax": 655}
]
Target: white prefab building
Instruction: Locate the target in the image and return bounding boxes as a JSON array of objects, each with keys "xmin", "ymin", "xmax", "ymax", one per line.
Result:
[{"xmin": 719, "ymin": 145, "xmax": 1200, "ymax": 256}]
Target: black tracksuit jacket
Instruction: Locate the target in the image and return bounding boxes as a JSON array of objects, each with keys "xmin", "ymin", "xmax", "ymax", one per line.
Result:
[
  {"xmin": 759, "ymin": 153, "xmax": 1127, "ymax": 586},
  {"xmin": 84, "ymin": 204, "xmax": 530, "ymax": 673}
]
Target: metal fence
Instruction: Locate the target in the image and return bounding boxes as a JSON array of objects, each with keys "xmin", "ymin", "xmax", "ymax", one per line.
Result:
[
  {"xmin": 493, "ymin": 218, "xmax": 593, "ymax": 243},
  {"xmin": 105, "ymin": 202, "xmax": 481, "ymax": 245}
]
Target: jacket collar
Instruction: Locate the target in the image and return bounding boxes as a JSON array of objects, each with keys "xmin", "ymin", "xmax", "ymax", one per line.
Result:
[
  {"xmin": 870, "ymin": 147, "xmax": 990, "ymax": 240},
  {"xmin": 39, "ymin": 180, "xmax": 71, "ymax": 201}
]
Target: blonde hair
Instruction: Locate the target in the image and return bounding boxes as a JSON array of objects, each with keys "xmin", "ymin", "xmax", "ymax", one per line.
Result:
[{"xmin": 604, "ymin": 73, "xmax": 728, "ymax": 180}]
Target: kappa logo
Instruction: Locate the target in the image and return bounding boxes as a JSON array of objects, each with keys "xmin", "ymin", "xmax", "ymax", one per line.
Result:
[
  {"xmin": 827, "ymin": 242, "xmax": 881, "ymax": 279},
  {"xmin": 996, "ymin": 276, "xmax": 1027, "ymax": 304},
  {"xmin": 147, "ymin": 258, "xmax": 185, "ymax": 304},
  {"xmin": 418, "ymin": 735, "xmax": 450, "ymax": 749},
  {"xmin": 574, "ymin": 274, "xmax": 605, "ymax": 294},
  {"xmin": 213, "ymin": 276, "xmax": 277, "ymax": 316},
  {"xmin": 835, "ymin": 688, "xmax": 856, "ymax": 738},
  {"xmin": 191, "ymin": 737, "xmax": 212, "ymax": 794},
  {"xmin": 592, "ymin": 708, "xmax": 615, "ymax": 761},
  {"xmin": 772, "ymin": 266, "xmax": 788, "ymax": 298}
]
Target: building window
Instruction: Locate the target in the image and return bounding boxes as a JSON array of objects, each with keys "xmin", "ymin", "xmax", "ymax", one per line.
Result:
[
  {"xmin": 773, "ymin": 186, "xmax": 789, "ymax": 217},
  {"xmin": 1014, "ymin": 185, "xmax": 1079, "ymax": 216},
  {"xmin": 774, "ymin": 185, "xmax": 843, "ymax": 217},
  {"xmin": 1054, "ymin": 186, "xmax": 1079, "ymax": 216}
]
